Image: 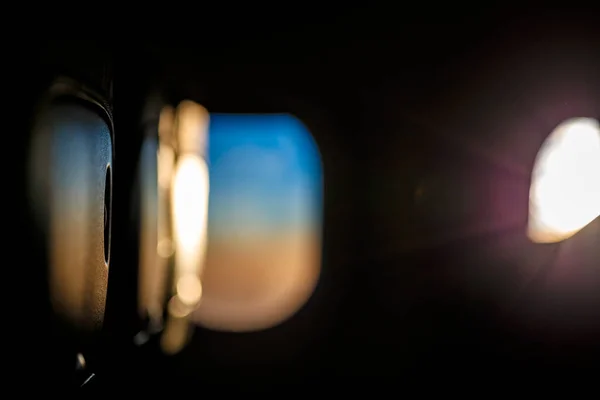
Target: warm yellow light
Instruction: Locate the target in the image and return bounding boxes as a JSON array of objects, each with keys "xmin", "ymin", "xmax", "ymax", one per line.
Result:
[
  {"xmin": 172, "ymin": 154, "xmax": 210, "ymax": 277},
  {"xmin": 528, "ymin": 118, "xmax": 600, "ymax": 243},
  {"xmin": 176, "ymin": 273, "xmax": 203, "ymax": 307},
  {"xmin": 156, "ymin": 101, "xmax": 210, "ymax": 355}
]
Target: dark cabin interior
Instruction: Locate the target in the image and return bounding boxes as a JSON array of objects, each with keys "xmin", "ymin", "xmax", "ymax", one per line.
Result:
[{"xmin": 13, "ymin": 7, "xmax": 600, "ymax": 390}]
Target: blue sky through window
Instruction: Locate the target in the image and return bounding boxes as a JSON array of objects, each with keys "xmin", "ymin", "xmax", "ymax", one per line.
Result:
[{"xmin": 207, "ymin": 114, "xmax": 322, "ymax": 238}]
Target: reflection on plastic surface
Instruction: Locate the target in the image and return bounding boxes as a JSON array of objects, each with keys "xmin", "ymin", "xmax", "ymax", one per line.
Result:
[
  {"xmin": 138, "ymin": 132, "xmax": 162, "ymax": 325},
  {"xmin": 528, "ymin": 118, "xmax": 600, "ymax": 243},
  {"xmin": 160, "ymin": 101, "xmax": 210, "ymax": 354},
  {"xmin": 29, "ymin": 103, "xmax": 112, "ymax": 331},
  {"xmin": 193, "ymin": 114, "xmax": 322, "ymax": 332}
]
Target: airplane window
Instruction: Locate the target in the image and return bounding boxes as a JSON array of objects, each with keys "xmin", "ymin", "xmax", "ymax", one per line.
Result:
[
  {"xmin": 29, "ymin": 102, "xmax": 113, "ymax": 331},
  {"xmin": 528, "ymin": 117, "xmax": 600, "ymax": 243},
  {"xmin": 193, "ymin": 114, "xmax": 322, "ymax": 332}
]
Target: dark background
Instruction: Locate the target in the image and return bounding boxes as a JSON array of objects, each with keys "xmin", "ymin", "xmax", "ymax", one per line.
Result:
[{"xmin": 17, "ymin": 6, "xmax": 600, "ymax": 389}]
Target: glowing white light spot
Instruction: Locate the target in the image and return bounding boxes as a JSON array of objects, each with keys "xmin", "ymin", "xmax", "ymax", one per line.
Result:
[{"xmin": 528, "ymin": 118, "xmax": 600, "ymax": 243}]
